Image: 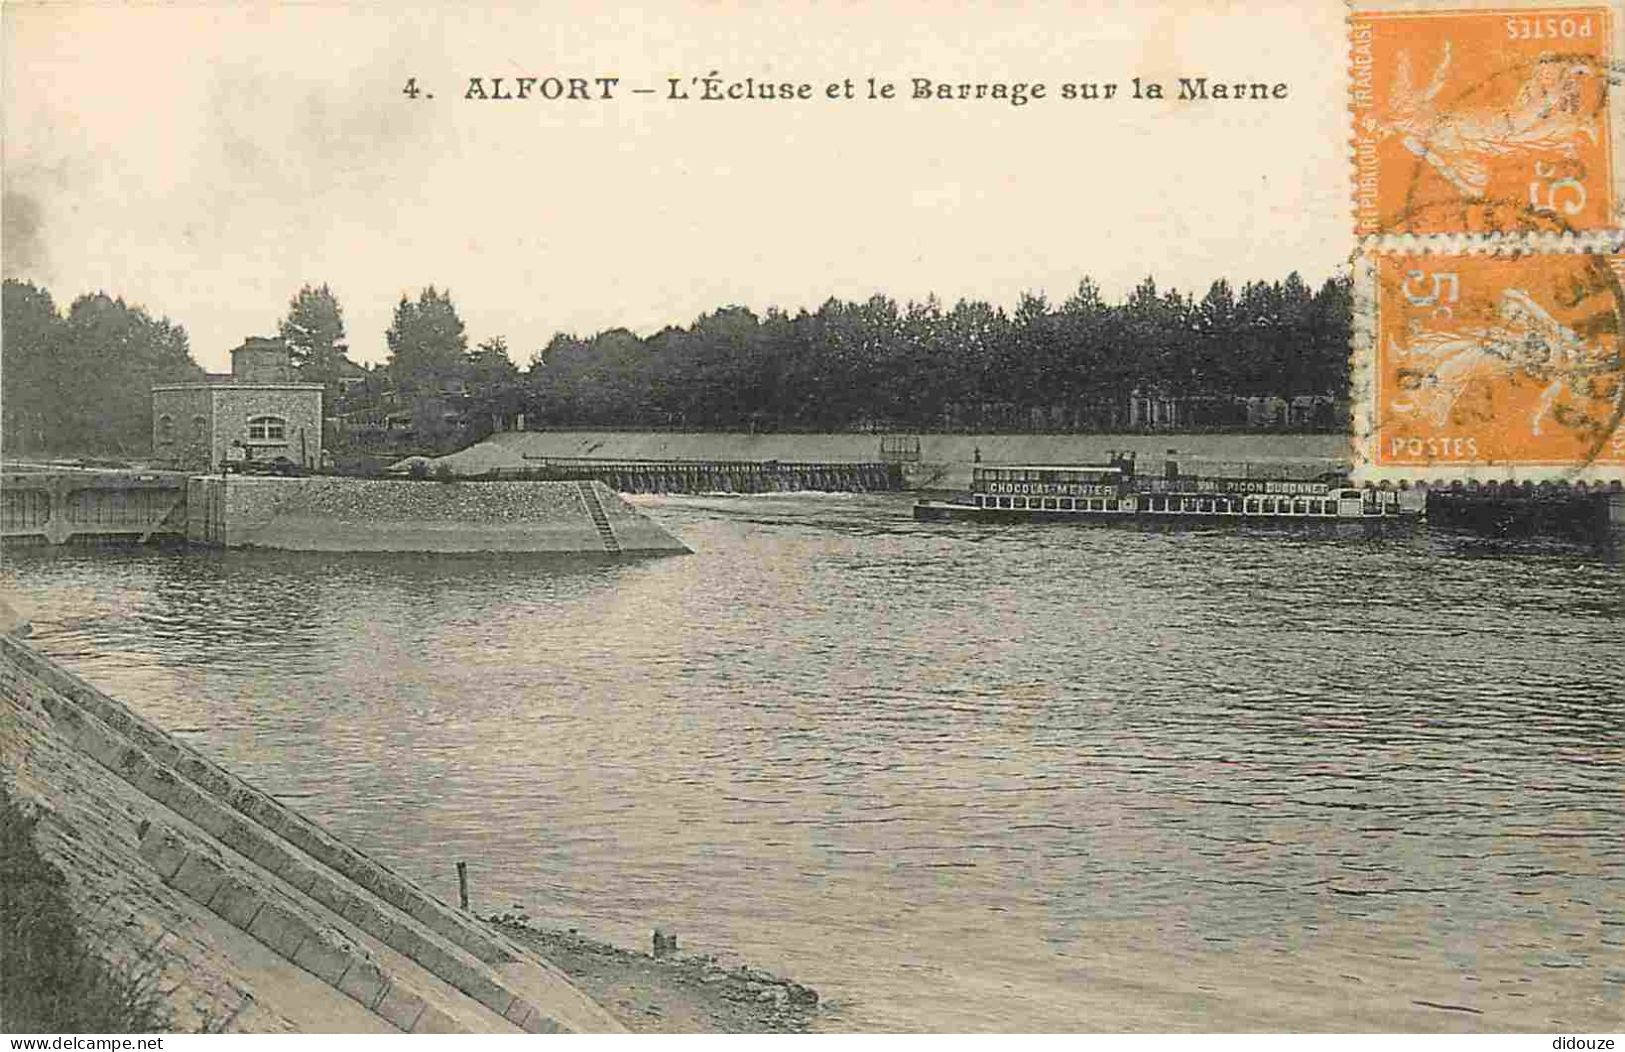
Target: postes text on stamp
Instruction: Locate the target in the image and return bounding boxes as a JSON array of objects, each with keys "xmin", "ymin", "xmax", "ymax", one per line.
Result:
[
  {"xmin": 1351, "ymin": 5, "xmax": 1618, "ymax": 237},
  {"xmin": 1354, "ymin": 247, "xmax": 1625, "ymax": 481}
]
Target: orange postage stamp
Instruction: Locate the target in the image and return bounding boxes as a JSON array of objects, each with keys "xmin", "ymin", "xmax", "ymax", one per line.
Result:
[
  {"xmin": 1353, "ymin": 246, "xmax": 1625, "ymax": 481},
  {"xmin": 1350, "ymin": 4, "xmax": 1622, "ymax": 236}
]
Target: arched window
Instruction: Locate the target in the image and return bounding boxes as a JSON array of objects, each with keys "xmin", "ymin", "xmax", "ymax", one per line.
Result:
[
  {"xmin": 247, "ymin": 415, "xmax": 287, "ymax": 441},
  {"xmin": 191, "ymin": 415, "xmax": 208, "ymax": 442},
  {"xmin": 156, "ymin": 414, "xmax": 175, "ymax": 443}
]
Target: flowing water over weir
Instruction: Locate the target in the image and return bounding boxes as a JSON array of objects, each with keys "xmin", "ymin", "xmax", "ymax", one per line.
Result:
[{"xmin": 2, "ymin": 492, "xmax": 1621, "ymax": 1032}]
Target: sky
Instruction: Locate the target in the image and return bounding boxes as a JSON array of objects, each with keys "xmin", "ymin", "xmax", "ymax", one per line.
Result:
[{"xmin": 3, "ymin": 1, "xmax": 1352, "ymax": 372}]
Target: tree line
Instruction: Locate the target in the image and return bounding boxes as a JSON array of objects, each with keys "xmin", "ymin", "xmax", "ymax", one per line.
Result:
[
  {"xmin": 1, "ymin": 269, "xmax": 1351, "ymax": 457},
  {"xmin": 514, "ymin": 272, "xmax": 1351, "ymax": 434},
  {"xmin": 1, "ymin": 281, "xmax": 200, "ymax": 455}
]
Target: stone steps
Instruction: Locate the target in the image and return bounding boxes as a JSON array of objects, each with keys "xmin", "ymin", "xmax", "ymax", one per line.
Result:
[
  {"xmin": 136, "ymin": 821, "xmax": 476, "ymax": 1033},
  {"xmin": 3, "ymin": 638, "xmax": 508, "ymax": 961},
  {"xmin": 1, "ymin": 635, "xmax": 625, "ymax": 1034},
  {"xmin": 577, "ymin": 481, "xmax": 622, "ymax": 553}
]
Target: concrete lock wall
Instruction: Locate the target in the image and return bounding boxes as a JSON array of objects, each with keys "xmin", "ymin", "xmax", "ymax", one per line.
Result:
[
  {"xmin": 186, "ymin": 476, "xmax": 687, "ymax": 554},
  {"xmin": 187, "ymin": 476, "xmax": 302, "ymax": 546}
]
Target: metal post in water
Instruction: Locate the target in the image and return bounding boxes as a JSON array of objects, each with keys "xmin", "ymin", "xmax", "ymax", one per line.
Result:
[{"xmin": 457, "ymin": 860, "xmax": 469, "ymax": 911}]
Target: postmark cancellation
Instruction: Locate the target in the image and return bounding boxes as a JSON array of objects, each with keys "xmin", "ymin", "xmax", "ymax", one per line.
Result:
[
  {"xmin": 1352, "ymin": 240, "xmax": 1625, "ymax": 482},
  {"xmin": 1350, "ymin": 2, "xmax": 1624, "ymax": 238}
]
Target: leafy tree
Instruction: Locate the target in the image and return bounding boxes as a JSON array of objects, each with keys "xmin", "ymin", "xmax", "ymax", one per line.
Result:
[
  {"xmin": 525, "ymin": 332, "xmax": 589, "ymax": 425},
  {"xmin": 2, "ymin": 281, "xmax": 204, "ymax": 454},
  {"xmin": 386, "ymin": 287, "xmax": 467, "ymax": 393},
  {"xmin": 1275, "ymin": 271, "xmax": 1316, "ymax": 395},
  {"xmin": 1308, "ymin": 275, "xmax": 1354, "ymax": 398},
  {"xmin": 1121, "ymin": 277, "xmax": 1193, "ymax": 395},
  {"xmin": 59, "ymin": 293, "xmax": 200, "ymax": 452},
  {"xmin": 940, "ymin": 299, "xmax": 1009, "ymax": 428},
  {"xmin": 277, "ymin": 283, "xmax": 348, "ymax": 384},
  {"xmin": 896, "ymin": 298, "xmax": 948, "ymax": 428},
  {"xmin": 1007, "ymin": 292, "xmax": 1064, "ymax": 427},
  {"xmin": 750, "ymin": 308, "xmax": 802, "ymax": 429},
  {"xmin": 1233, "ymin": 280, "xmax": 1284, "ymax": 397},
  {"xmin": 685, "ymin": 307, "xmax": 773, "ymax": 427},
  {"xmin": 1, "ymin": 280, "xmax": 63, "ymax": 453},
  {"xmin": 466, "ymin": 336, "xmax": 519, "ymax": 391},
  {"xmin": 1193, "ymin": 279, "xmax": 1238, "ymax": 393},
  {"xmin": 1054, "ymin": 278, "xmax": 1119, "ymax": 427},
  {"xmin": 463, "ymin": 338, "xmax": 526, "ymax": 443}
]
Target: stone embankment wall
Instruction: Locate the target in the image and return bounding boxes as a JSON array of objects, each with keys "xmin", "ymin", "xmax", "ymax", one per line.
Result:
[
  {"xmin": 186, "ymin": 477, "xmax": 686, "ymax": 554},
  {"xmin": 0, "ymin": 626, "xmax": 626, "ymax": 1033}
]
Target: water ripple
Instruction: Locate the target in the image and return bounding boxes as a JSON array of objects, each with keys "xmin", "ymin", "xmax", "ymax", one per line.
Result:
[{"xmin": 3, "ymin": 493, "xmax": 1621, "ymax": 1031}]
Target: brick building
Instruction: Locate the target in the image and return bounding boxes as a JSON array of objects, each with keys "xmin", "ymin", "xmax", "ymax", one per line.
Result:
[{"xmin": 152, "ymin": 337, "xmax": 324, "ymax": 471}]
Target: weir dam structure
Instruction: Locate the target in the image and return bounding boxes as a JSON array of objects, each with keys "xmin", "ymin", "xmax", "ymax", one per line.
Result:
[
  {"xmin": 497, "ymin": 456, "xmax": 903, "ymax": 494},
  {"xmin": 0, "ymin": 469, "xmax": 688, "ymax": 553}
]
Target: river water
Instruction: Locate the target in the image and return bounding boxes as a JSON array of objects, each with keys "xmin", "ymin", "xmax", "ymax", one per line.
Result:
[{"xmin": 3, "ymin": 492, "xmax": 1622, "ymax": 1032}]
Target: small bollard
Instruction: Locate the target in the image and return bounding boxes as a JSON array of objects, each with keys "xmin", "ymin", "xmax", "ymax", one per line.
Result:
[{"xmin": 456, "ymin": 861, "xmax": 469, "ymax": 911}]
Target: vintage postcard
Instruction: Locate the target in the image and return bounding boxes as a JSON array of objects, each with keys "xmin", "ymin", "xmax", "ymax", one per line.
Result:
[{"xmin": 3, "ymin": 0, "xmax": 1623, "ymax": 1040}]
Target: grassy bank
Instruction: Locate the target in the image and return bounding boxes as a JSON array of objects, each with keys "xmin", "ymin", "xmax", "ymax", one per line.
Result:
[{"xmin": 0, "ymin": 783, "xmax": 170, "ymax": 1034}]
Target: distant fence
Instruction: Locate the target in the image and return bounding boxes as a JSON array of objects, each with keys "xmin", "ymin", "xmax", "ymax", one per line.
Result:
[{"xmin": 501, "ymin": 457, "xmax": 903, "ymax": 494}]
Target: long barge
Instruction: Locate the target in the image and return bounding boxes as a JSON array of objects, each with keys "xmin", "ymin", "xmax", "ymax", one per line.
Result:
[{"xmin": 913, "ymin": 452, "xmax": 1410, "ymax": 526}]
